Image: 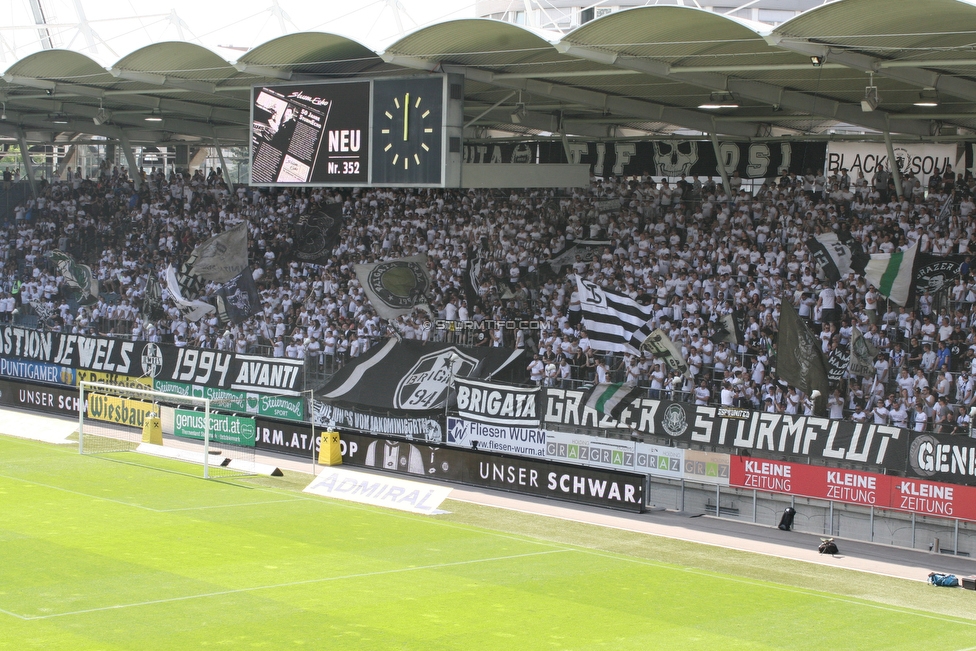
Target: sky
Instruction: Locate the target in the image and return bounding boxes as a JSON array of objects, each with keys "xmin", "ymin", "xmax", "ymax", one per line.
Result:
[{"xmin": 0, "ymin": 0, "xmax": 479, "ymax": 66}]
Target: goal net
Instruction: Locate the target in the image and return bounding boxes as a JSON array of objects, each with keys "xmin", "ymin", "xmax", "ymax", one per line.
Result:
[{"xmin": 78, "ymin": 381, "xmax": 257, "ymax": 479}]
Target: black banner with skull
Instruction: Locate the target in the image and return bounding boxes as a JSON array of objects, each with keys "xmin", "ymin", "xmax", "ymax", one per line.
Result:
[{"xmin": 462, "ymin": 140, "xmax": 826, "ymax": 180}]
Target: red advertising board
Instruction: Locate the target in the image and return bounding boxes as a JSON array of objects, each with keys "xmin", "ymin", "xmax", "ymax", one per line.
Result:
[{"xmin": 730, "ymin": 456, "xmax": 976, "ymax": 522}]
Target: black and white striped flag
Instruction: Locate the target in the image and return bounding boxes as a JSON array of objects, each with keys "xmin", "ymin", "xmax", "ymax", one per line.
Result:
[
  {"xmin": 584, "ymin": 382, "xmax": 644, "ymax": 422},
  {"xmin": 576, "ymin": 277, "xmax": 654, "ymax": 354}
]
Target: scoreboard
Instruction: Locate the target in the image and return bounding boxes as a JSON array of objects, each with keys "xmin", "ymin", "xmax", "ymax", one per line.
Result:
[{"xmin": 249, "ymin": 75, "xmax": 462, "ymax": 187}]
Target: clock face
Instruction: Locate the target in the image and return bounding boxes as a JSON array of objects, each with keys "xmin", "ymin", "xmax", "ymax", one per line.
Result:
[
  {"xmin": 379, "ymin": 92, "xmax": 434, "ymax": 171},
  {"xmin": 372, "ymin": 77, "xmax": 443, "ymax": 185}
]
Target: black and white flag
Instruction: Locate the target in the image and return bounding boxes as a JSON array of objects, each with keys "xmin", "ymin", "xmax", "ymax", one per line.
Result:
[
  {"xmin": 711, "ymin": 311, "xmax": 744, "ymax": 347},
  {"xmin": 355, "ymin": 254, "xmax": 432, "ymax": 320},
  {"xmin": 547, "ymin": 240, "xmax": 611, "ymax": 272},
  {"xmin": 188, "ymin": 222, "xmax": 249, "ymax": 283},
  {"xmin": 141, "ymin": 275, "xmax": 166, "ymax": 322},
  {"xmin": 776, "ymin": 300, "xmax": 829, "ymax": 408},
  {"xmin": 215, "ymin": 270, "xmax": 261, "ymax": 325},
  {"xmin": 640, "ymin": 328, "xmax": 691, "ymax": 377},
  {"xmin": 848, "ymin": 326, "xmax": 879, "ymax": 378},
  {"xmin": 583, "ymin": 382, "xmax": 644, "ymax": 422},
  {"xmin": 165, "ymin": 264, "xmax": 215, "ymax": 322},
  {"xmin": 293, "ymin": 202, "xmax": 344, "ymax": 265},
  {"xmin": 807, "ymin": 231, "xmax": 866, "ymax": 283},
  {"xmin": 936, "ymin": 192, "xmax": 954, "ymax": 229},
  {"xmin": 461, "ymin": 247, "xmax": 483, "ymax": 310},
  {"xmin": 46, "ymin": 250, "xmax": 99, "ymax": 306},
  {"xmin": 576, "ymin": 276, "xmax": 654, "ymax": 355}
]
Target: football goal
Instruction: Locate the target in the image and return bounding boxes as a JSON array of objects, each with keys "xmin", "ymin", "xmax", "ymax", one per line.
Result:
[{"xmin": 78, "ymin": 381, "xmax": 258, "ymax": 479}]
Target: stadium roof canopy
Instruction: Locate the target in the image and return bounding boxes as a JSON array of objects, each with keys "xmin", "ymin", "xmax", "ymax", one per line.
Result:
[{"xmin": 1, "ymin": 0, "xmax": 974, "ymax": 149}]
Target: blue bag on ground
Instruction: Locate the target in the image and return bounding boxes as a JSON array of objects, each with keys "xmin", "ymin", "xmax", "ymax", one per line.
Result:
[{"xmin": 929, "ymin": 573, "xmax": 959, "ymax": 587}]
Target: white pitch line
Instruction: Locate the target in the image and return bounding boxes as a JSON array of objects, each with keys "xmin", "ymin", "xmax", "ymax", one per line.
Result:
[
  {"xmin": 22, "ymin": 549, "xmax": 571, "ymax": 620},
  {"xmin": 574, "ymin": 547, "xmax": 976, "ymax": 628},
  {"xmin": 0, "ymin": 606, "xmax": 29, "ymax": 620},
  {"xmin": 157, "ymin": 498, "xmax": 306, "ymax": 512},
  {"xmin": 0, "ymin": 475, "xmax": 304, "ymax": 515},
  {"xmin": 0, "ymin": 473, "xmax": 162, "ymax": 512}
]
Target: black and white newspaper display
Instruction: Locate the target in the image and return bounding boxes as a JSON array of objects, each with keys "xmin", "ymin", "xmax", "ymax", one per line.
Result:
[{"xmin": 250, "ymin": 81, "xmax": 370, "ymax": 185}]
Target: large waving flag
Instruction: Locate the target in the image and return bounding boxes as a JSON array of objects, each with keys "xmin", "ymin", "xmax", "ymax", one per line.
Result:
[
  {"xmin": 807, "ymin": 231, "xmax": 866, "ymax": 283},
  {"xmin": 354, "ymin": 254, "xmax": 432, "ymax": 320},
  {"xmin": 863, "ymin": 241, "xmax": 918, "ymax": 306},
  {"xmin": 776, "ymin": 300, "xmax": 829, "ymax": 413},
  {"xmin": 188, "ymin": 222, "xmax": 249, "ymax": 283},
  {"xmin": 46, "ymin": 250, "xmax": 99, "ymax": 306},
  {"xmin": 576, "ymin": 277, "xmax": 654, "ymax": 355},
  {"xmin": 165, "ymin": 265, "xmax": 215, "ymax": 322}
]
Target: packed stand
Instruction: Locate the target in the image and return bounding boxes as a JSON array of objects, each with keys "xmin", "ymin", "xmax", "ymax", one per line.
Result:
[{"xmin": 1, "ymin": 160, "xmax": 975, "ymax": 434}]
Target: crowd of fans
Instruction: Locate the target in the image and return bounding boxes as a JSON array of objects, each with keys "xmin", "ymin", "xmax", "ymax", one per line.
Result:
[{"xmin": 2, "ymin": 157, "xmax": 976, "ymax": 435}]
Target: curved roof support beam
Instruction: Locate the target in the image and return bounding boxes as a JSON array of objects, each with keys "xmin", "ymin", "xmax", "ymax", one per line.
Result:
[
  {"xmin": 709, "ymin": 128, "xmax": 731, "ymax": 197},
  {"xmin": 481, "ymin": 108, "xmax": 617, "ymax": 138},
  {"xmin": 3, "ymin": 75, "xmax": 248, "ymax": 123},
  {"xmin": 6, "ymin": 97, "xmax": 246, "ymax": 142},
  {"xmin": 213, "ymin": 141, "xmax": 234, "ymax": 192},
  {"xmin": 232, "ymin": 62, "xmax": 292, "ymax": 81},
  {"xmin": 117, "ymin": 130, "xmax": 142, "ymax": 190},
  {"xmin": 110, "ymin": 68, "xmax": 217, "ymax": 95},
  {"xmin": 15, "ymin": 127, "xmax": 37, "ymax": 197},
  {"xmin": 767, "ymin": 36, "xmax": 976, "ymax": 104},
  {"xmin": 438, "ymin": 65, "xmax": 758, "ymax": 138},
  {"xmin": 555, "ymin": 42, "xmax": 935, "ymax": 137}
]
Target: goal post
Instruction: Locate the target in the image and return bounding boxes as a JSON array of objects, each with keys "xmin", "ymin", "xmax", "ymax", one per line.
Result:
[{"xmin": 78, "ymin": 381, "xmax": 256, "ymax": 479}]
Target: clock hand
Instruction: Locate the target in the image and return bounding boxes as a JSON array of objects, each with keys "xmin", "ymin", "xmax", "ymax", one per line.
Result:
[{"xmin": 403, "ymin": 93, "xmax": 409, "ymax": 141}]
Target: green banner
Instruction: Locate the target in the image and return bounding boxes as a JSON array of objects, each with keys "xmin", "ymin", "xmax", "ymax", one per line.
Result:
[
  {"xmin": 173, "ymin": 408, "xmax": 256, "ymax": 447},
  {"xmin": 154, "ymin": 379, "xmax": 304, "ymax": 422}
]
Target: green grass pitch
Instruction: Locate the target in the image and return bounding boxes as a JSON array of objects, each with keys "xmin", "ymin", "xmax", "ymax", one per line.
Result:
[{"xmin": 2, "ymin": 433, "xmax": 976, "ymax": 650}]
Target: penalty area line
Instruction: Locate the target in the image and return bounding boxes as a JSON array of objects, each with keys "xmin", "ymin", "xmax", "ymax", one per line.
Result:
[
  {"xmin": 23, "ymin": 549, "xmax": 572, "ymax": 620},
  {"xmin": 0, "ymin": 606, "xmax": 29, "ymax": 620}
]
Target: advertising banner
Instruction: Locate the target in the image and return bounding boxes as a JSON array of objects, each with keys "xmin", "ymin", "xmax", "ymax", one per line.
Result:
[
  {"xmin": 683, "ymin": 450, "xmax": 731, "ymax": 486},
  {"xmin": 542, "ymin": 390, "xmax": 908, "ymax": 467},
  {"xmin": 254, "ymin": 416, "xmax": 318, "ymax": 456},
  {"xmin": 86, "ymin": 393, "xmax": 156, "ymax": 428},
  {"xmin": 152, "ymin": 379, "xmax": 304, "ymax": 422},
  {"xmin": 173, "ymin": 408, "xmax": 256, "ymax": 447},
  {"xmin": 0, "ymin": 325, "xmax": 305, "ymax": 395},
  {"xmin": 0, "ymin": 378, "xmax": 83, "ymax": 416},
  {"xmin": 546, "ymin": 429, "xmax": 636, "ymax": 473},
  {"xmin": 634, "ymin": 441, "xmax": 684, "ymax": 480},
  {"xmin": 254, "ymin": 426, "xmax": 643, "ymax": 512},
  {"xmin": 347, "ymin": 431, "xmax": 646, "ymax": 512},
  {"xmin": 304, "ymin": 467, "xmax": 452, "ymax": 515},
  {"xmin": 446, "ymin": 416, "xmax": 546, "ymax": 457},
  {"xmin": 0, "ymin": 356, "xmax": 75, "ymax": 385},
  {"xmin": 76, "ymin": 369, "xmax": 152, "ymax": 391},
  {"xmin": 825, "ymin": 142, "xmax": 957, "ymax": 186},
  {"xmin": 729, "ymin": 456, "xmax": 976, "ymax": 521},
  {"xmin": 463, "ymin": 140, "xmax": 827, "ymax": 180},
  {"xmin": 904, "ymin": 432, "xmax": 976, "ymax": 486},
  {"xmin": 454, "ymin": 377, "xmax": 540, "ymax": 427}
]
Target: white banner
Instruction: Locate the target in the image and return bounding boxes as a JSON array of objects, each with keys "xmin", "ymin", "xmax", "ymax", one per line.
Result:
[
  {"xmin": 454, "ymin": 378, "xmax": 539, "ymax": 426},
  {"xmin": 634, "ymin": 442, "xmax": 683, "ymax": 479},
  {"xmin": 825, "ymin": 142, "xmax": 957, "ymax": 186},
  {"xmin": 545, "ymin": 430, "xmax": 637, "ymax": 473},
  {"xmin": 446, "ymin": 417, "xmax": 546, "ymax": 457},
  {"xmin": 304, "ymin": 467, "xmax": 452, "ymax": 515}
]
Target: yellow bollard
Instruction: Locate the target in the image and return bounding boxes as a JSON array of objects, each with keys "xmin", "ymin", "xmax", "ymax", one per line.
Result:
[
  {"xmin": 318, "ymin": 431, "xmax": 342, "ymax": 466},
  {"xmin": 142, "ymin": 414, "xmax": 162, "ymax": 445}
]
